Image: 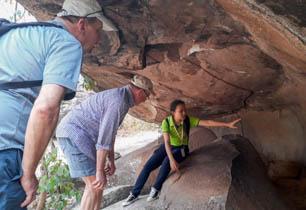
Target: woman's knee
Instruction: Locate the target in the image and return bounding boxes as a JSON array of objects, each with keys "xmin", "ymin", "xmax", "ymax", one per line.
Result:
[
  {"xmin": 142, "ymin": 161, "xmax": 155, "ymax": 173},
  {"xmin": 143, "ymin": 155, "xmax": 160, "ymax": 169}
]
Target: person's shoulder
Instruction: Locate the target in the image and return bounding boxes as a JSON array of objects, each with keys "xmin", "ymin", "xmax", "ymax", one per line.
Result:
[
  {"xmin": 164, "ymin": 115, "xmax": 171, "ymax": 120},
  {"xmin": 51, "ymin": 28, "xmax": 79, "ymax": 44},
  {"xmin": 97, "ymin": 88, "xmax": 125, "ymax": 106},
  {"xmin": 187, "ymin": 116, "xmax": 199, "ymax": 121},
  {"xmin": 187, "ymin": 115, "xmax": 198, "ymax": 119},
  {"xmin": 112, "ymin": 86, "xmax": 131, "ymax": 102},
  {"xmin": 187, "ymin": 116, "xmax": 200, "ymax": 127},
  {"xmin": 161, "ymin": 116, "xmax": 172, "ymax": 132},
  {"xmin": 162, "ymin": 116, "xmax": 171, "ymax": 124},
  {"xmin": 109, "ymin": 87, "xmax": 125, "ymax": 99},
  {"xmin": 34, "ymin": 23, "xmax": 80, "ymax": 46}
]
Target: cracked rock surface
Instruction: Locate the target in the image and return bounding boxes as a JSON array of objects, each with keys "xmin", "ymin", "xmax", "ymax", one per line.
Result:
[
  {"xmin": 17, "ymin": 1, "xmax": 306, "ymax": 208},
  {"xmin": 17, "ymin": 0, "xmax": 305, "ymax": 122}
]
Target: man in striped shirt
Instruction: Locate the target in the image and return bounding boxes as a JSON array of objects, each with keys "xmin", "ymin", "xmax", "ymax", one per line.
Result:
[{"xmin": 56, "ymin": 75, "xmax": 155, "ymax": 210}]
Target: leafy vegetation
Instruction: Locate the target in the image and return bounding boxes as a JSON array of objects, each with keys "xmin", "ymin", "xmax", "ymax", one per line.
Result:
[{"xmin": 37, "ymin": 146, "xmax": 81, "ymax": 210}]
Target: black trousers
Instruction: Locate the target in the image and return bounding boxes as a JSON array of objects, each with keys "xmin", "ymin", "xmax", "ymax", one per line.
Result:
[{"xmin": 131, "ymin": 144, "xmax": 189, "ymax": 197}]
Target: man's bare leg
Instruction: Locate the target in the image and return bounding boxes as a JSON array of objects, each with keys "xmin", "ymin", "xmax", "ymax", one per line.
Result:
[{"xmin": 81, "ymin": 176, "xmax": 103, "ymax": 210}]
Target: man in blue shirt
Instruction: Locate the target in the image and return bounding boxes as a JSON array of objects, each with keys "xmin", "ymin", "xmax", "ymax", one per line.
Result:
[{"xmin": 0, "ymin": 0, "xmax": 118, "ymax": 209}]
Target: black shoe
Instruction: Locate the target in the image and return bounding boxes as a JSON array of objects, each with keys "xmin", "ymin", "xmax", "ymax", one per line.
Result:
[{"xmin": 122, "ymin": 193, "xmax": 138, "ymax": 207}]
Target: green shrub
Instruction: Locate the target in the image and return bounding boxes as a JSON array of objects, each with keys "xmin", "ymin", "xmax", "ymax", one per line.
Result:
[{"xmin": 38, "ymin": 147, "xmax": 81, "ymax": 210}]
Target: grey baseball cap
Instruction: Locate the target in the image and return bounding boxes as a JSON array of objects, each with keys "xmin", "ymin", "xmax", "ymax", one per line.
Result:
[
  {"xmin": 131, "ymin": 75, "xmax": 156, "ymax": 96},
  {"xmin": 57, "ymin": 0, "xmax": 118, "ymax": 31}
]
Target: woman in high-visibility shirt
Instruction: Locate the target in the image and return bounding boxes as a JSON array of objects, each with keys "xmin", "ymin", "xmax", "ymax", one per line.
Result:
[{"xmin": 123, "ymin": 99, "xmax": 241, "ymax": 206}]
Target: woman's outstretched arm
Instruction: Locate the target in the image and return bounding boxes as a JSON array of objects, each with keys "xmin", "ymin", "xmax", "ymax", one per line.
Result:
[{"xmin": 198, "ymin": 118, "xmax": 241, "ymax": 129}]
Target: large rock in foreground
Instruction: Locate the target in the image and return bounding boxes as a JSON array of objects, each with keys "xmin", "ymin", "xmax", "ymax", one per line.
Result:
[
  {"xmin": 156, "ymin": 140, "xmax": 238, "ymax": 210},
  {"xmin": 104, "ymin": 135, "xmax": 289, "ymax": 210}
]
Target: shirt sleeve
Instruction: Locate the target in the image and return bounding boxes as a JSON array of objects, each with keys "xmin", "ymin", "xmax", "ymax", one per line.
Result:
[
  {"xmin": 189, "ymin": 116, "xmax": 200, "ymax": 128},
  {"xmin": 161, "ymin": 118, "xmax": 170, "ymax": 133},
  {"xmin": 96, "ymin": 102, "xmax": 124, "ymax": 151},
  {"xmin": 43, "ymin": 35, "xmax": 82, "ymax": 93}
]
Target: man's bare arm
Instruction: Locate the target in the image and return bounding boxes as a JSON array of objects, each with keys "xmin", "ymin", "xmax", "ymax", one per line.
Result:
[{"xmin": 21, "ymin": 84, "xmax": 65, "ymax": 207}]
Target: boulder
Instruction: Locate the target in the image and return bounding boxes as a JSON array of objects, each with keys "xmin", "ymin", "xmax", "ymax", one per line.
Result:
[
  {"xmin": 103, "ymin": 135, "xmax": 290, "ymax": 210},
  {"xmin": 156, "ymin": 140, "xmax": 239, "ymax": 210},
  {"xmin": 225, "ymin": 135, "xmax": 288, "ymax": 210},
  {"xmin": 104, "ymin": 139, "xmax": 240, "ymax": 210}
]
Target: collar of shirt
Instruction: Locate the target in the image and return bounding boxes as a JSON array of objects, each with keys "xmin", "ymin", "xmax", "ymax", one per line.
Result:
[
  {"xmin": 168, "ymin": 116, "xmax": 182, "ymax": 128},
  {"xmin": 125, "ymin": 85, "xmax": 135, "ymax": 108},
  {"xmin": 49, "ymin": 17, "xmax": 69, "ymax": 31},
  {"xmin": 167, "ymin": 115, "xmax": 185, "ymax": 142}
]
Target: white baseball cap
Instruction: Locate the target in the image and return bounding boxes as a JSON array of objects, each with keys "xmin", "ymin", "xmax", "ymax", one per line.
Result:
[{"xmin": 57, "ymin": 0, "xmax": 118, "ymax": 31}]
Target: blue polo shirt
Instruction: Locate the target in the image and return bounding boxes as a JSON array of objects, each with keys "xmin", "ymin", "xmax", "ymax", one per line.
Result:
[{"xmin": 0, "ymin": 19, "xmax": 82, "ymax": 151}]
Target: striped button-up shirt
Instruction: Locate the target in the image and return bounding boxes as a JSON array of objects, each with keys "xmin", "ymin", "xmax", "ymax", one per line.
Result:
[{"xmin": 56, "ymin": 85, "xmax": 134, "ymax": 160}]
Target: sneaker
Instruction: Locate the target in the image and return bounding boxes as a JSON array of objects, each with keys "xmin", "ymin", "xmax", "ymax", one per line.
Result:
[
  {"xmin": 122, "ymin": 193, "xmax": 138, "ymax": 207},
  {"xmin": 147, "ymin": 187, "xmax": 159, "ymax": 202}
]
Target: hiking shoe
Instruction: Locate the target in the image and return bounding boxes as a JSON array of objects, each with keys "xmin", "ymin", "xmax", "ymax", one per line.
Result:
[
  {"xmin": 147, "ymin": 187, "xmax": 159, "ymax": 202},
  {"xmin": 122, "ymin": 193, "xmax": 138, "ymax": 207}
]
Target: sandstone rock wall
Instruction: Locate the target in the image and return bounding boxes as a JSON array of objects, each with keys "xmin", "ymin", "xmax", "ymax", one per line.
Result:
[{"xmin": 17, "ymin": 0, "xmax": 306, "ymax": 165}]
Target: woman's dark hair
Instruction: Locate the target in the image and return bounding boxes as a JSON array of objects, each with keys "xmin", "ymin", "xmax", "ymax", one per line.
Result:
[{"xmin": 170, "ymin": 99, "xmax": 185, "ymax": 112}]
